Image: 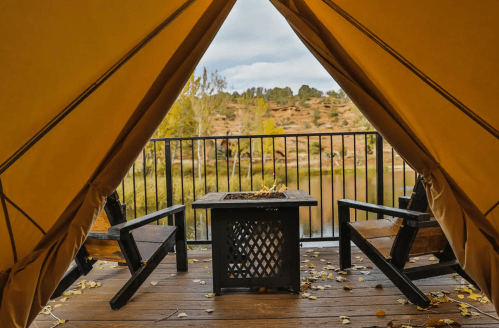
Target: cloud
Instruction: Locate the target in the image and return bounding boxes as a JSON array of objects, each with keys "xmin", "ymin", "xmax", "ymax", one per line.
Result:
[
  {"xmin": 194, "ymin": 0, "xmax": 340, "ymax": 94},
  {"xmin": 221, "ymin": 57, "xmax": 339, "ymax": 94}
]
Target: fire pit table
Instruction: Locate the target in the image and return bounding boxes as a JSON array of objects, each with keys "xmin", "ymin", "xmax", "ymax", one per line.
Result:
[{"xmin": 192, "ymin": 189, "xmax": 317, "ymax": 295}]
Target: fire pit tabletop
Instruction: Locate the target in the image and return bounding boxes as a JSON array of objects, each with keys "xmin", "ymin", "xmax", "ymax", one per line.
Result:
[{"xmin": 192, "ymin": 189, "xmax": 317, "ymax": 209}]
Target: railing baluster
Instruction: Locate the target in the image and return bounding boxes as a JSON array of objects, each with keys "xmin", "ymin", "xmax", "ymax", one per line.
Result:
[
  {"xmin": 354, "ymin": 135, "xmax": 357, "ymax": 221},
  {"xmin": 165, "ymin": 141, "xmax": 173, "ymax": 226},
  {"xmin": 192, "ymin": 140, "xmax": 196, "ymax": 240},
  {"xmin": 376, "ymin": 133, "xmax": 384, "ymax": 219},
  {"xmin": 214, "ymin": 139, "xmax": 218, "ymax": 192},
  {"xmin": 342, "ymin": 135, "xmax": 345, "ymax": 200},
  {"xmin": 331, "ymin": 135, "xmax": 334, "ymax": 237},
  {"xmin": 307, "ymin": 136, "xmax": 311, "ymax": 238},
  {"xmin": 296, "ymin": 136, "xmax": 299, "ymax": 190},
  {"xmin": 272, "ymin": 137, "xmax": 276, "ymax": 179},
  {"xmin": 226, "ymin": 137, "xmax": 230, "ymax": 192},
  {"xmin": 143, "ymin": 149, "xmax": 147, "ymax": 215},
  {"xmin": 203, "ymin": 139, "xmax": 208, "ymax": 239},
  {"xmin": 180, "ymin": 141, "xmax": 184, "ymax": 204},
  {"xmin": 154, "ymin": 141, "xmax": 158, "ymax": 213},
  {"xmin": 284, "ymin": 137, "xmax": 288, "ymax": 186},
  {"xmin": 261, "ymin": 137, "xmax": 264, "ymax": 183},
  {"xmin": 237, "ymin": 138, "xmax": 241, "ymax": 191},
  {"xmin": 392, "ymin": 147, "xmax": 395, "ymax": 207},
  {"xmin": 132, "ymin": 163, "xmax": 136, "ymax": 219},
  {"xmin": 249, "ymin": 138, "xmax": 253, "ymax": 191},
  {"xmin": 403, "ymin": 160, "xmax": 406, "ymax": 196},
  {"xmin": 319, "ymin": 136, "xmax": 323, "ymax": 238}
]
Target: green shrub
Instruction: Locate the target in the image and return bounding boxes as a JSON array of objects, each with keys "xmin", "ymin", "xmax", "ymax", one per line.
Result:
[
  {"xmin": 216, "ymin": 145, "xmax": 226, "ymax": 160},
  {"xmin": 339, "ymin": 146, "xmax": 348, "ymax": 157},
  {"xmin": 333, "ymin": 116, "xmax": 340, "ymax": 123},
  {"xmin": 312, "ymin": 108, "xmax": 320, "ymax": 127},
  {"xmin": 304, "ymin": 121, "xmax": 310, "ymax": 129},
  {"xmin": 329, "ymin": 105, "xmax": 338, "ymax": 118},
  {"xmin": 342, "ymin": 119, "xmax": 349, "ymax": 126},
  {"xmin": 310, "ymin": 141, "xmax": 324, "ymax": 155}
]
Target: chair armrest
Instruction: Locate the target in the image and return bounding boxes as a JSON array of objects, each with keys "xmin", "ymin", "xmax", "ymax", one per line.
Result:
[
  {"xmin": 398, "ymin": 196, "xmax": 411, "ymax": 209},
  {"xmin": 337, "ymin": 199, "xmax": 430, "ymax": 223},
  {"xmin": 108, "ymin": 205, "xmax": 185, "ymax": 237}
]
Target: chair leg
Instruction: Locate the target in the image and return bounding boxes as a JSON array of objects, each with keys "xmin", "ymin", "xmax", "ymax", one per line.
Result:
[
  {"xmin": 452, "ymin": 264, "xmax": 480, "ymax": 291},
  {"xmin": 354, "ymin": 235, "xmax": 431, "ymax": 308},
  {"xmin": 175, "ymin": 211, "xmax": 188, "ymax": 272},
  {"xmin": 51, "ymin": 265, "xmax": 82, "ymax": 299},
  {"xmin": 51, "ymin": 247, "xmax": 95, "ymax": 299},
  {"xmin": 109, "ymin": 237, "xmax": 176, "ymax": 310},
  {"xmin": 339, "ymin": 203, "xmax": 351, "ymax": 270}
]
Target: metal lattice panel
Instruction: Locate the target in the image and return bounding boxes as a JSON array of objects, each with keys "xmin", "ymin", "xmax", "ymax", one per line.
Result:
[{"xmin": 226, "ymin": 220, "xmax": 285, "ymax": 279}]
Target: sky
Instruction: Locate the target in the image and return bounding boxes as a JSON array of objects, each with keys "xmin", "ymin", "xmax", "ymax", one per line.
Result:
[{"xmin": 194, "ymin": 0, "xmax": 340, "ymax": 95}]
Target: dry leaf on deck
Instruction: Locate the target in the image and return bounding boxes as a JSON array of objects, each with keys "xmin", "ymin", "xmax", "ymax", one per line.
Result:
[{"xmin": 375, "ymin": 309, "xmax": 385, "ymax": 316}]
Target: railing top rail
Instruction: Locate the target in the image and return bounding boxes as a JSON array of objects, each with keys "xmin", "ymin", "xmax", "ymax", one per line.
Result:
[{"xmin": 151, "ymin": 131, "xmax": 378, "ymax": 142}]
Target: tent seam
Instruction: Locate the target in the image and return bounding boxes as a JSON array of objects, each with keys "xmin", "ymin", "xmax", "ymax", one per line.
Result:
[
  {"xmin": 2, "ymin": 195, "xmax": 46, "ymax": 235},
  {"xmin": 0, "ymin": 0, "xmax": 199, "ymax": 177},
  {"xmin": 484, "ymin": 200, "xmax": 499, "ymax": 217},
  {"xmin": 0, "ymin": 179, "xmax": 17, "ymax": 263},
  {"xmin": 321, "ymin": 0, "xmax": 499, "ymax": 141}
]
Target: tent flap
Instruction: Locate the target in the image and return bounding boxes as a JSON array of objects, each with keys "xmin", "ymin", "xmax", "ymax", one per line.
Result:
[{"xmin": 271, "ymin": 0, "xmax": 499, "ymax": 313}]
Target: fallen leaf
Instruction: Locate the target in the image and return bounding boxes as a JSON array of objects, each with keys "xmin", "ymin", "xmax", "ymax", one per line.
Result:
[
  {"xmin": 109, "ymin": 265, "xmax": 118, "ymax": 269},
  {"xmin": 308, "ymin": 296, "xmax": 317, "ymax": 300},
  {"xmin": 358, "ymin": 278, "xmax": 364, "ymax": 282},
  {"xmin": 339, "ymin": 316, "xmax": 349, "ymax": 319},
  {"xmin": 171, "ymin": 274, "xmax": 176, "ymax": 277},
  {"xmin": 458, "ymin": 295, "xmax": 465, "ymax": 299},
  {"xmin": 480, "ymin": 296, "xmax": 490, "ymax": 303},
  {"xmin": 375, "ymin": 284, "xmax": 383, "ymax": 289},
  {"xmin": 203, "ymin": 259, "xmax": 212, "ymax": 262},
  {"xmin": 193, "ymin": 279, "xmax": 201, "ymax": 283},
  {"xmin": 339, "ymin": 271, "xmax": 347, "ymax": 275},
  {"xmin": 343, "ymin": 286, "xmax": 352, "ymax": 291},
  {"xmin": 205, "ymin": 309, "xmax": 214, "ymax": 313},
  {"xmin": 59, "ymin": 298, "xmax": 68, "ymax": 303},
  {"xmin": 417, "ymin": 306, "xmax": 429, "ymax": 311},
  {"xmin": 150, "ymin": 281, "xmax": 158, "ymax": 286},
  {"xmin": 342, "ymin": 319, "xmax": 351, "ymax": 324},
  {"xmin": 205, "ymin": 293, "xmax": 215, "ymax": 298},
  {"xmin": 336, "ymin": 276, "xmax": 347, "ymax": 282},
  {"xmin": 375, "ymin": 309, "xmax": 385, "ymax": 316},
  {"xmin": 397, "ymin": 299, "xmax": 409, "ymax": 305},
  {"xmin": 40, "ymin": 306, "xmax": 52, "ymax": 315},
  {"xmin": 200, "ymin": 281, "xmax": 206, "ymax": 285},
  {"xmin": 177, "ymin": 313, "xmax": 187, "ymax": 318},
  {"xmin": 451, "ymin": 273, "xmax": 458, "ymax": 279},
  {"xmin": 429, "ymin": 257, "xmax": 438, "ymax": 261},
  {"xmin": 301, "ymin": 293, "xmax": 311, "ymax": 298},
  {"xmin": 53, "ymin": 304, "xmax": 62, "ymax": 309}
]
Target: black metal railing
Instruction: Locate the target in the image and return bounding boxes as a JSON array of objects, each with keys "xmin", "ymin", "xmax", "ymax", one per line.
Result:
[{"xmin": 117, "ymin": 132, "xmax": 416, "ymax": 244}]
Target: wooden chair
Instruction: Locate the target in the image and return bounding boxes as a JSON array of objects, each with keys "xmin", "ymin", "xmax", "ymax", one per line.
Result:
[
  {"xmin": 338, "ymin": 176, "xmax": 476, "ymax": 307},
  {"xmin": 51, "ymin": 192, "xmax": 188, "ymax": 310}
]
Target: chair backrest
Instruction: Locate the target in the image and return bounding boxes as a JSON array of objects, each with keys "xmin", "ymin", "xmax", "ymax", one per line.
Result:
[
  {"xmin": 85, "ymin": 192, "xmax": 130, "ymax": 262},
  {"xmin": 406, "ymin": 175, "xmax": 429, "ymax": 212},
  {"xmin": 397, "ymin": 176, "xmax": 448, "ymax": 257}
]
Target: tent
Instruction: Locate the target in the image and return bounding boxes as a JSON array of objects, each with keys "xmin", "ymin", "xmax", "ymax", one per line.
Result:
[{"xmin": 1, "ymin": 0, "xmax": 498, "ymax": 326}]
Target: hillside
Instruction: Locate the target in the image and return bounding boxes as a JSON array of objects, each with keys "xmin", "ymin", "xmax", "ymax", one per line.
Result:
[{"xmin": 211, "ymin": 97, "xmax": 372, "ymax": 136}]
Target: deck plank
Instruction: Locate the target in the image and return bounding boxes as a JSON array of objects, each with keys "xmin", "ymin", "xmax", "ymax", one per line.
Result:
[{"xmin": 32, "ymin": 247, "xmax": 498, "ymax": 327}]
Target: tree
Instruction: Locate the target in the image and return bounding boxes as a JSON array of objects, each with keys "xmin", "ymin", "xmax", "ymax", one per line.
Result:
[
  {"xmin": 188, "ymin": 68, "xmax": 227, "ymax": 180},
  {"xmin": 298, "ymin": 85, "xmax": 311, "ymax": 100}
]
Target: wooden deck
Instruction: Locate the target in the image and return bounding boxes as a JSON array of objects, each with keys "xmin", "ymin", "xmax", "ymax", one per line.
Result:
[{"xmin": 33, "ymin": 247, "xmax": 498, "ymax": 327}]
